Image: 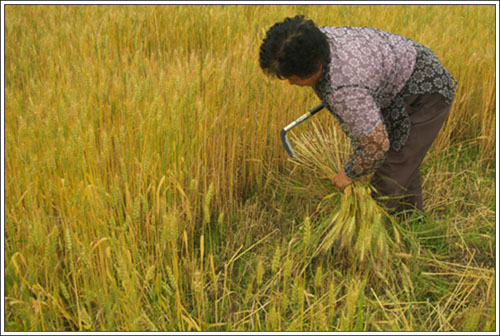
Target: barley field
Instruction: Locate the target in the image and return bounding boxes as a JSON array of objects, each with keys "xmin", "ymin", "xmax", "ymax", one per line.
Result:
[{"xmin": 3, "ymin": 4, "xmax": 497, "ymax": 332}]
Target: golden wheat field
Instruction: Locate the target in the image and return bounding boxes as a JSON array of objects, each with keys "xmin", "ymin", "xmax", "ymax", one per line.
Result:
[{"xmin": 3, "ymin": 4, "xmax": 497, "ymax": 332}]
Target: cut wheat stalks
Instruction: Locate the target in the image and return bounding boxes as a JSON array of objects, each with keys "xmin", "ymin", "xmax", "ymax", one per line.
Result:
[{"xmin": 289, "ymin": 121, "xmax": 401, "ymax": 275}]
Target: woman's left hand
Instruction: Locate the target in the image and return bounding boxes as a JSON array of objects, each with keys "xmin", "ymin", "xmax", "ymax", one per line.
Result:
[{"xmin": 332, "ymin": 170, "xmax": 353, "ymax": 192}]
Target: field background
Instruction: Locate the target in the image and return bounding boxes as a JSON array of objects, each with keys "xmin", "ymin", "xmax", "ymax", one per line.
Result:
[{"xmin": 3, "ymin": 4, "xmax": 497, "ymax": 332}]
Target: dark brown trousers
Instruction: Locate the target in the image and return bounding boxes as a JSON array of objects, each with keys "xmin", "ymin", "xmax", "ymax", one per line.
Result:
[{"xmin": 371, "ymin": 92, "xmax": 452, "ymax": 213}]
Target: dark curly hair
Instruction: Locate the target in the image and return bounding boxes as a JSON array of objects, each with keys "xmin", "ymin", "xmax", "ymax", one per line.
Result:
[{"xmin": 259, "ymin": 15, "xmax": 330, "ymax": 79}]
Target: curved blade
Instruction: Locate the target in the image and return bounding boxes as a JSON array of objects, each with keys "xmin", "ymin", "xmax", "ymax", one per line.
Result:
[{"xmin": 280, "ymin": 129, "xmax": 295, "ymax": 157}]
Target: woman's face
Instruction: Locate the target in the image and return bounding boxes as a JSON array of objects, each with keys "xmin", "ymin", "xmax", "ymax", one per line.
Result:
[
  {"xmin": 284, "ymin": 64, "xmax": 323, "ymax": 87},
  {"xmin": 286, "ymin": 75, "xmax": 317, "ymax": 87}
]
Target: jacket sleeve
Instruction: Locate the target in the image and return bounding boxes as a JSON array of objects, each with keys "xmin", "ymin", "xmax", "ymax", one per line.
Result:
[
  {"xmin": 324, "ymin": 87, "xmax": 390, "ymax": 179},
  {"xmin": 344, "ymin": 121, "xmax": 390, "ymax": 179}
]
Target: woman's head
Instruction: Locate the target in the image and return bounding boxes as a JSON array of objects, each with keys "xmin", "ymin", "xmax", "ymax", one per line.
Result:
[{"xmin": 259, "ymin": 15, "xmax": 330, "ymax": 81}]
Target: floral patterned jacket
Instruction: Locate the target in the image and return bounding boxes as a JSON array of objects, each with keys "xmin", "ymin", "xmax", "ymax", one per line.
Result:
[{"xmin": 313, "ymin": 26, "xmax": 457, "ymax": 179}]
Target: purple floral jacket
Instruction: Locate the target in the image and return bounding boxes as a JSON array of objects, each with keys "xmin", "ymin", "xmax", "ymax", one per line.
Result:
[{"xmin": 313, "ymin": 26, "xmax": 457, "ymax": 179}]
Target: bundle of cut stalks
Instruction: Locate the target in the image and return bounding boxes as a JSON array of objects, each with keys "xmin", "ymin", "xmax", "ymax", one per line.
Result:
[{"xmin": 289, "ymin": 121, "xmax": 400, "ymax": 275}]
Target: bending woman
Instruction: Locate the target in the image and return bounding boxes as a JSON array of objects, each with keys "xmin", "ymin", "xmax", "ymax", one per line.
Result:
[{"xmin": 259, "ymin": 15, "xmax": 457, "ymax": 214}]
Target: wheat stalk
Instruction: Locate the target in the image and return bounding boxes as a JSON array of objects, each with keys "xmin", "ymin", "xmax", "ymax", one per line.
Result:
[{"xmin": 289, "ymin": 120, "xmax": 400, "ymax": 277}]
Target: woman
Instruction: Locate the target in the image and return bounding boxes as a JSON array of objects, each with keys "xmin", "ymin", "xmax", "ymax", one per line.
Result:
[{"xmin": 259, "ymin": 15, "xmax": 457, "ymax": 214}]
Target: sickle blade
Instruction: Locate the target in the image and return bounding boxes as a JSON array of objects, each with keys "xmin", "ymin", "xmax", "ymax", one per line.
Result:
[{"xmin": 280, "ymin": 129, "xmax": 295, "ymax": 157}]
